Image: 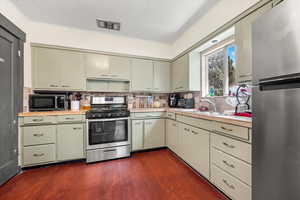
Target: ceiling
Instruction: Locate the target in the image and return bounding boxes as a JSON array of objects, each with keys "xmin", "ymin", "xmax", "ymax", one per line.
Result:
[{"xmin": 12, "ymin": 0, "xmax": 220, "ymax": 43}]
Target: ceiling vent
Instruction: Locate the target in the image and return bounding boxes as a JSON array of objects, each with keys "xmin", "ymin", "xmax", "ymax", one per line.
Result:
[{"xmin": 96, "ymin": 19, "xmax": 121, "ymax": 31}]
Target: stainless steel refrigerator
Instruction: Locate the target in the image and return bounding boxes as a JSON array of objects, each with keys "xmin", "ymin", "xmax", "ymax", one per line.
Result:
[{"xmin": 252, "ymin": 0, "xmax": 300, "ymax": 199}]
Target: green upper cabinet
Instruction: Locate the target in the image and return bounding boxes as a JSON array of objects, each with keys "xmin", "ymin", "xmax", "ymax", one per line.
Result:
[
  {"xmin": 171, "ymin": 52, "xmax": 200, "ymax": 92},
  {"xmin": 109, "ymin": 56, "xmax": 131, "ymax": 80},
  {"xmin": 131, "ymin": 58, "xmax": 154, "ymax": 92},
  {"xmin": 85, "ymin": 53, "xmax": 131, "ymax": 80},
  {"xmin": 235, "ymin": 2, "xmax": 272, "ymax": 83},
  {"xmin": 85, "ymin": 53, "xmax": 110, "ymax": 78},
  {"xmin": 32, "ymin": 47, "xmax": 85, "ymax": 91},
  {"xmin": 153, "ymin": 61, "xmax": 171, "ymax": 92}
]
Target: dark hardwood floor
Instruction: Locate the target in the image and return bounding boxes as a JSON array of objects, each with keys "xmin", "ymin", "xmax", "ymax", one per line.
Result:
[{"xmin": 0, "ymin": 149, "xmax": 228, "ymax": 200}]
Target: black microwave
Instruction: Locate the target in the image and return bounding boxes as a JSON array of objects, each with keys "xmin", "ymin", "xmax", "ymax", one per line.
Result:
[{"xmin": 29, "ymin": 94, "xmax": 67, "ymax": 111}]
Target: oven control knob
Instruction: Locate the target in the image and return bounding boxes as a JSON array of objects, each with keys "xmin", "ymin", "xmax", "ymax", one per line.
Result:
[
  {"xmin": 96, "ymin": 114, "xmax": 102, "ymax": 118},
  {"xmin": 107, "ymin": 113, "xmax": 112, "ymax": 117}
]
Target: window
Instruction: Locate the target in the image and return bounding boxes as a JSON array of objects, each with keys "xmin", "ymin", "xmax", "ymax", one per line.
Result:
[{"xmin": 201, "ymin": 39, "xmax": 236, "ymax": 97}]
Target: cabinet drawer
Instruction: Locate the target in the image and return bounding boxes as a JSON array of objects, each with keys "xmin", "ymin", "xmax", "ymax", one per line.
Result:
[
  {"xmin": 211, "ymin": 148, "xmax": 251, "ymax": 185},
  {"xmin": 57, "ymin": 115, "xmax": 84, "ymax": 123},
  {"xmin": 23, "ymin": 144, "xmax": 56, "ymax": 166},
  {"xmin": 23, "ymin": 125, "xmax": 56, "ymax": 146},
  {"xmin": 214, "ymin": 122, "xmax": 249, "ymax": 140},
  {"xmin": 133, "ymin": 112, "xmax": 165, "ymax": 118},
  {"xmin": 177, "ymin": 115, "xmax": 213, "ymax": 131},
  {"xmin": 23, "ymin": 116, "xmax": 56, "ymax": 125},
  {"xmin": 211, "ymin": 165, "xmax": 251, "ymax": 200},
  {"xmin": 166, "ymin": 112, "xmax": 176, "ymax": 120},
  {"xmin": 211, "ymin": 134, "xmax": 251, "ymax": 163}
]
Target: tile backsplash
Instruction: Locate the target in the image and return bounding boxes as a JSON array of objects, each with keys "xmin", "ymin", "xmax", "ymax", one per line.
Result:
[
  {"xmin": 23, "ymin": 88, "xmax": 248, "ymax": 113},
  {"xmin": 23, "ymin": 88, "xmax": 169, "ymax": 112}
]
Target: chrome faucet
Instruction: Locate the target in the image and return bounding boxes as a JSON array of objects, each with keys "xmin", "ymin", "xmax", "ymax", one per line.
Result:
[{"xmin": 200, "ymin": 99, "xmax": 217, "ymax": 113}]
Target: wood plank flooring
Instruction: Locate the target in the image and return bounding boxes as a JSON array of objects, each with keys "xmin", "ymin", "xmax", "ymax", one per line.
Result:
[{"xmin": 0, "ymin": 149, "xmax": 228, "ymax": 200}]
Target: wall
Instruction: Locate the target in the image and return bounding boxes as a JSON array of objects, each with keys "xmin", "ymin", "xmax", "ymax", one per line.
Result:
[{"xmin": 172, "ymin": 0, "xmax": 260, "ymax": 57}]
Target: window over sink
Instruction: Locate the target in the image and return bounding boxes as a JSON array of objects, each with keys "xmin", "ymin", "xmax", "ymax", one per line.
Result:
[{"xmin": 201, "ymin": 39, "xmax": 237, "ymax": 97}]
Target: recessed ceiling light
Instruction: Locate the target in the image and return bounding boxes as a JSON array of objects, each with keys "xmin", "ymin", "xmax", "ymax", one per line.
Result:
[{"xmin": 96, "ymin": 19, "xmax": 121, "ymax": 31}]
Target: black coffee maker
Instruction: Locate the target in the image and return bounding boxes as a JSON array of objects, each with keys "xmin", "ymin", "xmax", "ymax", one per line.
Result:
[{"xmin": 168, "ymin": 94, "xmax": 180, "ymax": 108}]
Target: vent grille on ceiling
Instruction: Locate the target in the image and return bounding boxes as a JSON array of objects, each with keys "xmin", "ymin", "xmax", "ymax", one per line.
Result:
[{"xmin": 96, "ymin": 19, "xmax": 121, "ymax": 31}]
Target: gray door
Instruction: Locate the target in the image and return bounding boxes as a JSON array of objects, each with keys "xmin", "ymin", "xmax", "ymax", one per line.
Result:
[{"xmin": 0, "ymin": 27, "xmax": 20, "ymax": 185}]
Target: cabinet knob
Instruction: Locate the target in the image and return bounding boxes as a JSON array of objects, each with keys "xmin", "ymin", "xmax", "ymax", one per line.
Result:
[{"xmin": 73, "ymin": 127, "xmax": 82, "ymax": 130}]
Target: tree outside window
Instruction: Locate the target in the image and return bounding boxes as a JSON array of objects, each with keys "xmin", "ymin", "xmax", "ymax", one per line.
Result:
[{"xmin": 202, "ymin": 41, "xmax": 236, "ymax": 97}]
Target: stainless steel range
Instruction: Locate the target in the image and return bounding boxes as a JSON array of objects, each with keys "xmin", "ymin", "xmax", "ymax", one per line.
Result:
[{"xmin": 86, "ymin": 96, "xmax": 131, "ymax": 163}]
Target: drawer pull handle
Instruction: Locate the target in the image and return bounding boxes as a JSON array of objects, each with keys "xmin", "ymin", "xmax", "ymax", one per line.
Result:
[
  {"xmin": 50, "ymin": 84, "xmax": 59, "ymax": 87},
  {"xmin": 62, "ymin": 85, "xmax": 70, "ymax": 88},
  {"xmin": 32, "ymin": 119, "xmax": 43, "ymax": 122},
  {"xmin": 191, "ymin": 130, "xmax": 199, "ymax": 135},
  {"xmin": 65, "ymin": 117, "xmax": 75, "ymax": 120},
  {"xmin": 222, "ymin": 142, "xmax": 235, "ymax": 148},
  {"xmin": 73, "ymin": 127, "xmax": 82, "ymax": 130},
  {"xmin": 184, "ymin": 128, "xmax": 190, "ymax": 132},
  {"xmin": 221, "ymin": 126, "xmax": 233, "ymax": 132},
  {"xmin": 223, "ymin": 160, "xmax": 235, "ymax": 168},
  {"xmin": 33, "ymin": 153, "xmax": 44, "ymax": 157},
  {"xmin": 33, "ymin": 133, "xmax": 44, "ymax": 137},
  {"xmin": 222, "ymin": 179, "xmax": 235, "ymax": 190}
]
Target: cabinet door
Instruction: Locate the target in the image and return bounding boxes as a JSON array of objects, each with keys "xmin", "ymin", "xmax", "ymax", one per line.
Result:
[
  {"xmin": 131, "ymin": 59, "xmax": 153, "ymax": 91},
  {"xmin": 153, "ymin": 61, "xmax": 170, "ymax": 92},
  {"xmin": 109, "ymin": 56, "xmax": 131, "ymax": 80},
  {"xmin": 85, "ymin": 53, "xmax": 110, "ymax": 78},
  {"xmin": 144, "ymin": 119, "xmax": 165, "ymax": 149},
  {"xmin": 172, "ymin": 55, "xmax": 189, "ymax": 92},
  {"xmin": 179, "ymin": 123, "xmax": 191, "ymax": 160},
  {"xmin": 166, "ymin": 119, "xmax": 179, "ymax": 152},
  {"xmin": 187, "ymin": 127, "xmax": 210, "ymax": 179},
  {"xmin": 58, "ymin": 50, "xmax": 85, "ymax": 90},
  {"xmin": 32, "ymin": 47, "xmax": 60, "ymax": 89},
  {"xmin": 131, "ymin": 120, "xmax": 144, "ymax": 151},
  {"xmin": 236, "ymin": 3, "xmax": 272, "ymax": 83},
  {"xmin": 57, "ymin": 124, "xmax": 84, "ymax": 161}
]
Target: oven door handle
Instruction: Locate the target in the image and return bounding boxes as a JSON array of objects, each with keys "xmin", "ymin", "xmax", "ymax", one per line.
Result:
[{"xmin": 87, "ymin": 117, "xmax": 130, "ymax": 122}]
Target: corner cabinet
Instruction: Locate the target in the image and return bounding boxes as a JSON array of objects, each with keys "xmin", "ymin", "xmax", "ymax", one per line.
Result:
[
  {"xmin": 235, "ymin": 2, "xmax": 272, "ymax": 83},
  {"xmin": 153, "ymin": 61, "xmax": 171, "ymax": 92},
  {"xmin": 131, "ymin": 59, "xmax": 154, "ymax": 92},
  {"xmin": 131, "ymin": 112, "xmax": 166, "ymax": 151},
  {"xmin": 171, "ymin": 52, "xmax": 200, "ymax": 92},
  {"xmin": 32, "ymin": 47, "xmax": 86, "ymax": 91}
]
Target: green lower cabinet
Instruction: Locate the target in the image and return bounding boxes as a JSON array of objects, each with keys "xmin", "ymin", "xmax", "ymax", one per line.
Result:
[
  {"xmin": 57, "ymin": 124, "xmax": 84, "ymax": 161},
  {"xmin": 131, "ymin": 118, "xmax": 166, "ymax": 151}
]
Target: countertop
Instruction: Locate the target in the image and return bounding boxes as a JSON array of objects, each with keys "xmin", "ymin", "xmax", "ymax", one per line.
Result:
[
  {"xmin": 18, "ymin": 108, "xmax": 252, "ymax": 128},
  {"xmin": 130, "ymin": 108, "xmax": 252, "ymax": 128},
  {"xmin": 18, "ymin": 110, "xmax": 87, "ymax": 117}
]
